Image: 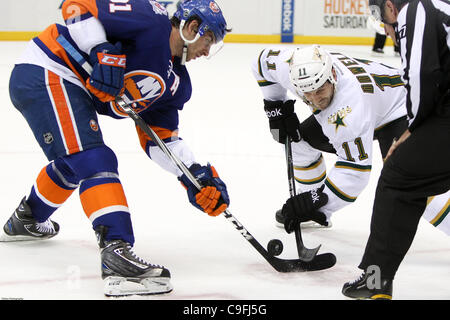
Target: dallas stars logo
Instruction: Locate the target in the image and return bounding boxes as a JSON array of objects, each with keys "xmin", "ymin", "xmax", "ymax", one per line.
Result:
[
  {"xmin": 328, "ymin": 106, "xmax": 352, "ymax": 132},
  {"xmin": 332, "ymin": 113, "xmax": 346, "ymax": 131}
]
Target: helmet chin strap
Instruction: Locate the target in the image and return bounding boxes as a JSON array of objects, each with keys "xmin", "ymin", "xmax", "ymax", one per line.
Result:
[
  {"xmin": 179, "ymin": 20, "xmax": 201, "ymax": 65},
  {"xmin": 181, "ymin": 43, "xmax": 188, "ymax": 65}
]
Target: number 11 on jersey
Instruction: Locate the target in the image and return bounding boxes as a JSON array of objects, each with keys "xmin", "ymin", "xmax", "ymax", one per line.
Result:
[{"xmin": 342, "ymin": 137, "xmax": 368, "ymax": 162}]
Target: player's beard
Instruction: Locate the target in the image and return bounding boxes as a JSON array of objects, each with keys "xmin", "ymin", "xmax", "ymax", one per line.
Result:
[{"xmin": 310, "ymin": 90, "xmax": 335, "ymax": 110}]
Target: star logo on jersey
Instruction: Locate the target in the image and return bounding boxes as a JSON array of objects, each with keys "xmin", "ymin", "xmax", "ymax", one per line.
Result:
[
  {"xmin": 332, "ymin": 113, "xmax": 346, "ymax": 131},
  {"xmin": 110, "ymin": 71, "xmax": 166, "ymax": 118},
  {"xmin": 328, "ymin": 106, "xmax": 351, "ymax": 132}
]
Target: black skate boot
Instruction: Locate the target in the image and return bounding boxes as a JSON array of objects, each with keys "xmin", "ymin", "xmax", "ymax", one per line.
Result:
[
  {"xmin": 0, "ymin": 197, "xmax": 59, "ymax": 242},
  {"xmin": 95, "ymin": 226, "xmax": 172, "ymax": 297},
  {"xmin": 342, "ymin": 272, "xmax": 393, "ymax": 300},
  {"xmin": 275, "ymin": 209, "xmax": 332, "ymax": 229}
]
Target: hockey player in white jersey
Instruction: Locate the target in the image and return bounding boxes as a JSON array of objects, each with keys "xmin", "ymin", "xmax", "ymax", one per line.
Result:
[{"xmin": 252, "ymin": 44, "xmax": 449, "ymax": 235}]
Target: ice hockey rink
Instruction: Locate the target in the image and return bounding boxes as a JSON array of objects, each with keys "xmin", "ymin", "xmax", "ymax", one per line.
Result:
[{"xmin": 0, "ymin": 41, "xmax": 449, "ymax": 301}]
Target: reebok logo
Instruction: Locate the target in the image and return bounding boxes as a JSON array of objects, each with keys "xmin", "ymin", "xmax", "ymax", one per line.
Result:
[
  {"xmin": 282, "ymin": 0, "xmax": 294, "ymax": 32},
  {"xmin": 266, "ymin": 108, "xmax": 282, "ymax": 118},
  {"xmin": 310, "ymin": 189, "xmax": 320, "ymax": 203}
]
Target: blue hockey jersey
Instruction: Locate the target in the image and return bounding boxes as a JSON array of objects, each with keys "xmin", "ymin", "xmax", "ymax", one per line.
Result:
[{"xmin": 30, "ymin": 0, "xmax": 192, "ymax": 133}]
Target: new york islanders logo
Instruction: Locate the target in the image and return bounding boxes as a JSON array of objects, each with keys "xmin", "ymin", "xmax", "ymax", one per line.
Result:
[
  {"xmin": 209, "ymin": 1, "xmax": 220, "ymax": 13},
  {"xmin": 148, "ymin": 0, "xmax": 168, "ymax": 16},
  {"xmin": 110, "ymin": 70, "xmax": 166, "ymax": 118}
]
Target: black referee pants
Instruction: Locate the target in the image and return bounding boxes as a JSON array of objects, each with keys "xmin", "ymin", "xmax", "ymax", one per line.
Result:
[{"xmin": 359, "ymin": 114, "xmax": 450, "ymax": 279}]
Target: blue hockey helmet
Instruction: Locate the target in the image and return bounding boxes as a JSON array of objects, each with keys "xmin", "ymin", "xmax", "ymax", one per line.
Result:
[{"xmin": 173, "ymin": 0, "xmax": 228, "ymax": 43}]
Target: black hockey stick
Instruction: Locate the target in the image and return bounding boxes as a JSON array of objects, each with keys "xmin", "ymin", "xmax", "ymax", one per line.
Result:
[
  {"xmin": 57, "ymin": 35, "xmax": 336, "ymax": 272},
  {"xmin": 285, "ymin": 137, "xmax": 321, "ymax": 262}
]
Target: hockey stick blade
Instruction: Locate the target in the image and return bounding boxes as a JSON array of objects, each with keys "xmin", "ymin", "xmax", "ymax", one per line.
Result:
[
  {"xmin": 272, "ymin": 252, "xmax": 337, "ymax": 272},
  {"xmin": 225, "ymin": 212, "xmax": 336, "ymax": 272},
  {"xmin": 248, "ymin": 235, "xmax": 336, "ymax": 272}
]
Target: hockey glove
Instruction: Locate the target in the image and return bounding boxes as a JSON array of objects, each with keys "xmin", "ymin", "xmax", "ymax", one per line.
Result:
[
  {"xmin": 264, "ymin": 99, "xmax": 301, "ymax": 144},
  {"xmin": 86, "ymin": 42, "xmax": 126, "ymax": 102},
  {"xmin": 179, "ymin": 163, "xmax": 230, "ymax": 216},
  {"xmin": 281, "ymin": 185, "xmax": 328, "ymax": 233}
]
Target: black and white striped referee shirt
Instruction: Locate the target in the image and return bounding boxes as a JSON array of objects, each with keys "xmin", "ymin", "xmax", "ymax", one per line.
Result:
[{"xmin": 397, "ymin": 0, "xmax": 450, "ymax": 131}]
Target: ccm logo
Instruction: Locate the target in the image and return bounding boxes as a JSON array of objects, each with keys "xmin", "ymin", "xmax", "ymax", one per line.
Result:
[{"xmin": 98, "ymin": 53, "xmax": 126, "ymax": 68}]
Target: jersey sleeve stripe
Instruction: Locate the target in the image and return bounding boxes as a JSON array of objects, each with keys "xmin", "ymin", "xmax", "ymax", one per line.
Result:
[
  {"xmin": 294, "ymin": 171, "xmax": 326, "ymax": 185},
  {"xmin": 429, "ymin": 199, "xmax": 450, "ymax": 226},
  {"xmin": 334, "ymin": 161, "xmax": 372, "ymax": 172},
  {"xmin": 257, "ymin": 80, "xmax": 276, "ymax": 87},
  {"xmin": 257, "ymin": 49, "xmax": 266, "ymax": 78},
  {"xmin": 136, "ymin": 125, "xmax": 179, "ymax": 151},
  {"xmin": 35, "ymin": 25, "xmax": 86, "ymax": 84},
  {"xmin": 64, "ymin": 12, "xmax": 93, "ymax": 25},
  {"xmin": 325, "ymin": 178, "xmax": 357, "ymax": 202},
  {"xmin": 294, "ymin": 155, "xmax": 324, "ymax": 171}
]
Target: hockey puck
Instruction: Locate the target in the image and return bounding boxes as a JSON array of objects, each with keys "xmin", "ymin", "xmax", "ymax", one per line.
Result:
[{"xmin": 267, "ymin": 239, "xmax": 283, "ymax": 256}]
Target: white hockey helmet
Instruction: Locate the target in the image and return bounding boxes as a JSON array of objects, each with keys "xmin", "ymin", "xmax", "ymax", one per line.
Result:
[{"xmin": 289, "ymin": 45, "xmax": 336, "ymax": 93}]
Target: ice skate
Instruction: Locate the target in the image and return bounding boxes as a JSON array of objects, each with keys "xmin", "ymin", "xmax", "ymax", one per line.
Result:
[
  {"xmin": 371, "ymin": 48, "xmax": 385, "ymax": 57},
  {"xmin": 0, "ymin": 197, "xmax": 59, "ymax": 242},
  {"xmin": 275, "ymin": 209, "xmax": 332, "ymax": 229},
  {"xmin": 342, "ymin": 272, "xmax": 393, "ymax": 300},
  {"xmin": 96, "ymin": 226, "xmax": 172, "ymax": 297}
]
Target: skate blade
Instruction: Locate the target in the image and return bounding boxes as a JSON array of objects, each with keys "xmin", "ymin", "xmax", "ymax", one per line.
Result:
[
  {"xmin": 275, "ymin": 221, "xmax": 332, "ymax": 229},
  {"xmin": 104, "ymin": 276, "xmax": 173, "ymax": 297},
  {"xmin": 301, "ymin": 221, "xmax": 332, "ymax": 229},
  {"xmin": 0, "ymin": 228, "xmax": 36, "ymax": 242},
  {"xmin": 0, "ymin": 228, "xmax": 56, "ymax": 242}
]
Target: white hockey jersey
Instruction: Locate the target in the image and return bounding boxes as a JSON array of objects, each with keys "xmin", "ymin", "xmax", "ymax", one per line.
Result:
[{"xmin": 252, "ymin": 46, "xmax": 407, "ymax": 218}]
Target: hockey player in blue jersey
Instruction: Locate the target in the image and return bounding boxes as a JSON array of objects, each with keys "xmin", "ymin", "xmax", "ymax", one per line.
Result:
[{"xmin": 1, "ymin": 0, "xmax": 231, "ymax": 296}]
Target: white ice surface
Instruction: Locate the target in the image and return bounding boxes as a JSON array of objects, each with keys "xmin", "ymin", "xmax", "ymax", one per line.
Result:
[{"xmin": 0, "ymin": 42, "xmax": 448, "ymax": 300}]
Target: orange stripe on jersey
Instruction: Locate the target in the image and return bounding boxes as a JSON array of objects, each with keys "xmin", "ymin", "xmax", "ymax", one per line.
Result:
[
  {"xmin": 47, "ymin": 70, "xmax": 82, "ymax": 155},
  {"xmin": 80, "ymin": 183, "xmax": 129, "ymax": 219},
  {"xmin": 35, "ymin": 166, "xmax": 75, "ymax": 205},
  {"xmin": 37, "ymin": 24, "xmax": 84, "ymax": 84},
  {"xmin": 62, "ymin": 0, "xmax": 99, "ymax": 20},
  {"xmin": 136, "ymin": 125, "xmax": 179, "ymax": 150}
]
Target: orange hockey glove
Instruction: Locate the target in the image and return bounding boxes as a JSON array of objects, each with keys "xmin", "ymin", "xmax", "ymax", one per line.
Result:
[{"xmin": 179, "ymin": 163, "xmax": 230, "ymax": 216}]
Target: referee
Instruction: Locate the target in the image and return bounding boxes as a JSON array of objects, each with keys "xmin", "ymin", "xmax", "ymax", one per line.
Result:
[{"xmin": 342, "ymin": 0, "xmax": 450, "ymax": 299}]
